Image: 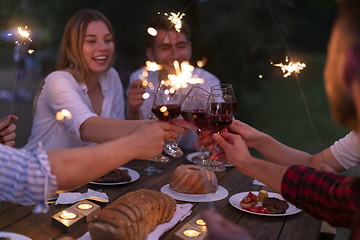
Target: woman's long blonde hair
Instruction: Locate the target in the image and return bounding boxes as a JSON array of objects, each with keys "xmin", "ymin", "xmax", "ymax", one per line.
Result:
[{"xmin": 33, "ymin": 9, "xmax": 115, "ymax": 111}]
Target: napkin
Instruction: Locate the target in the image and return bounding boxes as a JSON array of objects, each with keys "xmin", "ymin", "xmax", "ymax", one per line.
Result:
[
  {"xmin": 76, "ymin": 203, "xmax": 193, "ymax": 240},
  {"xmin": 56, "ymin": 189, "xmax": 108, "ymax": 205},
  {"xmin": 253, "ymin": 179, "xmax": 266, "ymax": 186}
]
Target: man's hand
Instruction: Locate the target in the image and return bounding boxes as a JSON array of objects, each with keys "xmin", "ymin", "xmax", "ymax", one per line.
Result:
[
  {"xmin": 201, "ymin": 209, "xmax": 253, "ymax": 240},
  {"xmin": 127, "ymin": 80, "xmax": 145, "ymax": 119},
  {"xmin": 0, "ymin": 115, "xmax": 19, "ymax": 147},
  {"xmin": 127, "ymin": 121, "xmax": 170, "ymax": 160}
]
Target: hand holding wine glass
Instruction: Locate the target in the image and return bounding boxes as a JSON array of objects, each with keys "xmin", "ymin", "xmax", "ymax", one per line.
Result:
[
  {"xmin": 205, "ymin": 90, "xmax": 234, "ymax": 171},
  {"xmin": 180, "ymin": 86, "xmax": 210, "ymax": 165},
  {"xmin": 152, "ymin": 82, "xmax": 183, "ymax": 157}
]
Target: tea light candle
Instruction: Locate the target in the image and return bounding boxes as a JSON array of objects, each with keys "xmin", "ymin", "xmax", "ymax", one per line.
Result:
[
  {"xmin": 195, "ymin": 219, "xmax": 206, "ymax": 226},
  {"xmin": 77, "ymin": 203, "xmax": 93, "ymax": 210},
  {"xmin": 174, "ymin": 223, "xmax": 206, "ymax": 240},
  {"xmin": 70, "ymin": 200, "xmax": 100, "ymax": 222},
  {"xmin": 52, "ymin": 207, "xmax": 85, "ymax": 233},
  {"xmin": 183, "ymin": 229, "xmax": 201, "ymax": 237},
  {"xmin": 59, "ymin": 210, "xmax": 77, "ymax": 220}
]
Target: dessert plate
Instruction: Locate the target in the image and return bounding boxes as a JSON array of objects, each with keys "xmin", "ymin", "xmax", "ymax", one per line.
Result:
[
  {"xmin": 161, "ymin": 184, "xmax": 228, "ymax": 202},
  {"xmin": 0, "ymin": 232, "xmax": 31, "ymax": 240},
  {"xmin": 186, "ymin": 152, "xmax": 234, "ymax": 167},
  {"xmin": 90, "ymin": 167, "xmax": 140, "ymax": 185},
  {"xmin": 229, "ymin": 191, "xmax": 301, "ymax": 216}
]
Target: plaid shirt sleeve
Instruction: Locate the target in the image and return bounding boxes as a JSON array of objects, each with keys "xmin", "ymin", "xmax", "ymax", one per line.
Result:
[
  {"xmin": 0, "ymin": 143, "xmax": 58, "ymax": 213},
  {"xmin": 281, "ymin": 165, "xmax": 360, "ymax": 227}
]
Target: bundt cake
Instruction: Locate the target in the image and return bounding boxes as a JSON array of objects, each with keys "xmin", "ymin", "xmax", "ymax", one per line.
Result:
[{"xmin": 169, "ymin": 164, "xmax": 218, "ymax": 194}]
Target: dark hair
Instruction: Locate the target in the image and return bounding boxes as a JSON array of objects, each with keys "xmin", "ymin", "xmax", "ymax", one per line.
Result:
[
  {"xmin": 337, "ymin": 0, "xmax": 360, "ymax": 49},
  {"xmin": 147, "ymin": 13, "xmax": 191, "ymax": 48}
]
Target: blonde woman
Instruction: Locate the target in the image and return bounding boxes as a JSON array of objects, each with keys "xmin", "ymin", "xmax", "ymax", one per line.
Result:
[{"xmin": 25, "ymin": 9, "xmax": 187, "ymax": 151}]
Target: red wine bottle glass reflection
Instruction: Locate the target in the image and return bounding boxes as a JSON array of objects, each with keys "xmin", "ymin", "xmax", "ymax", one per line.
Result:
[
  {"xmin": 211, "ymin": 84, "xmax": 237, "ymax": 116},
  {"xmin": 180, "ymin": 87, "xmax": 210, "ymax": 165},
  {"xmin": 152, "ymin": 83, "xmax": 183, "ymax": 158},
  {"xmin": 205, "ymin": 93, "xmax": 233, "ymax": 171}
]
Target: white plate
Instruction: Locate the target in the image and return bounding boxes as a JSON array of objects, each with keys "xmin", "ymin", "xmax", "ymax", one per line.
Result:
[
  {"xmin": 161, "ymin": 184, "xmax": 228, "ymax": 202},
  {"xmin": 0, "ymin": 232, "xmax": 31, "ymax": 240},
  {"xmin": 229, "ymin": 191, "xmax": 301, "ymax": 216},
  {"xmin": 90, "ymin": 167, "xmax": 140, "ymax": 185},
  {"xmin": 186, "ymin": 152, "xmax": 234, "ymax": 167}
]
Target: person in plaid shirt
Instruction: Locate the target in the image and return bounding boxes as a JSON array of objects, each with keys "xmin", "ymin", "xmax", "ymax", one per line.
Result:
[{"xmin": 201, "ymin": 1, "xmax": 360, "ymax": 239}]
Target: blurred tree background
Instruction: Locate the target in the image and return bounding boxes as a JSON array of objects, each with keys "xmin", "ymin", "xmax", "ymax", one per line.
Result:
[{"xmin": 0, "ymin": 0, "xmax": 348, "ymax": 153}]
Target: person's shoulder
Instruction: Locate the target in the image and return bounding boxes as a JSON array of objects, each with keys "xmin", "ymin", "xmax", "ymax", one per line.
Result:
[
  {"xmin": 44, "ymin": 70, "xmax": 75, "ymax": 84},
  {"xmin": 46, "ymin": 70, "xmax": 72, "ymax": 79},
  {"xmin": 195, "ymin": 67, "xmax": 220, "ymax": 83}
]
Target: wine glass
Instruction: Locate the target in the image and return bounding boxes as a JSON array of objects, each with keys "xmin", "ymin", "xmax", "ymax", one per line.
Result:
[
  {"xmin": 152, "ymin": 82, "xmax": 183, "ymax": 157},
  {"xmin": 180, "ymin": 86, "xmax": 210, "ymax": 164},
  {"xmin": 205, "ymin": 91, "xmax": 234, "ymax": 171},
  {"xmin": 211, "ymin": 84, "xmax": 237, "ymax": 116},
  {"xmin": 141, "ymin": 111, "xmax": 168, "ymax": 175}
]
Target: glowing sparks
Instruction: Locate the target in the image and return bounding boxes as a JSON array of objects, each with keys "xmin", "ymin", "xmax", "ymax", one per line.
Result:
[
  {"xmin": 17, "ymin": 26, "xmax": 32, "ymax": 42},
  {"xmin": 28, "ymin": 49, "xmax": 34, "ymax": 54},
  {"xmin": 145, "ymin": 61, "xmax": 162, "ymax": 71},
  {"xmin": 271, "ymin": 56, "xmax": 306, "ymax": 78},
  {"xmin": 165, "ymin": 12, "xmax": 185, "ymax": 32},
  {"xmin": 258, "ymin": 75, "xmax": 263, "ymax": 78},
  {"xmin": 167, "ymin": 61, "xmax": 204, "ymax": 90},
  {"xmin": 197, "ymin": 57, "xmax": 207, "ymax": 68},
  {"xmin": 147, "ymin": 27, "xmax": 157, "ymax": 36},
  {"xmin": 142, "ymin": 92, "xmax": 150, "ymax": 99},
  {"xmin": 56, "ymin": 109, "xmax": 72, "ymax": 122}
]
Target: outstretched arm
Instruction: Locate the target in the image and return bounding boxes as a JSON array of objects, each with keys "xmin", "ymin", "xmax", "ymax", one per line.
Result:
[{"xmin": 49, "ymin": 121, "xmax": 171, "ymax": 191}]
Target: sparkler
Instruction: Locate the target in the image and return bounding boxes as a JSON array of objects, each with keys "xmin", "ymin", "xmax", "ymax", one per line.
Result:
[
  {"xmin": 167, "ymin": 61, "xmax": 204, "ymax": 90},
  {"xmin": 271, "ymin": 56, "xmax": 306, "ymax": 78},
  {"xmin": 165, "ymin": 12, "xmax": 185, "ymax": 32},
  {"xmin": 9, "ymin": 25, "xmax": 33, "ymax": 115}
]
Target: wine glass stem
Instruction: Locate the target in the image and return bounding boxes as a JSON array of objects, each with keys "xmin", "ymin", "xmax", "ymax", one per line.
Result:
[{"xmin": 173, "ymin": 134, "xmax": 181, "ymax": 145}]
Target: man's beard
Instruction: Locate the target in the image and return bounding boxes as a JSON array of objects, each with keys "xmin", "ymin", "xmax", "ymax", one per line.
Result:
[{"xmin": 330, "ymin": 91, "xmax": 359, "ymax": 130}]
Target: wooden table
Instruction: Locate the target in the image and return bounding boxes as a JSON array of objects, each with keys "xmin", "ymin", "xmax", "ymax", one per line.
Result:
[{"xmin": 0, "ymin": 150, "xmax": 321, "ymax": 240}]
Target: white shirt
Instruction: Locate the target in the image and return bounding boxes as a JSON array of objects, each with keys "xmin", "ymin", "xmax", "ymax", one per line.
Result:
[
  {"xmin": 330, "ymin": 131, "xmax": 360, "ymax": 169},
  {"xmin": 25, "ymin": 68, "xmax": 125, "ymax": 151},
  {"xmin": 0, "ymin": 143, "xmax": 57, "ymax": 213},
  {"xmin": 128, "ymin": 67, "xmax": 220, "ymax": 150}
]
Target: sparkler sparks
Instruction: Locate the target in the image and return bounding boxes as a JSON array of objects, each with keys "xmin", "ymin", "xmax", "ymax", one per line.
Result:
[
  {"xmin": 271, "ymin": 56, "xmax": 306, "ymax": 78},
  {"xmin": 165, "ymin": 12, "xmax": 185, "ymax": 32},
  {"xmin": 17, "ymin": 26, "xmax": 32, "ymax": 43},
  {"xmin": 167, "ymin": 61, "xmax": 204, "ymax": 90}
]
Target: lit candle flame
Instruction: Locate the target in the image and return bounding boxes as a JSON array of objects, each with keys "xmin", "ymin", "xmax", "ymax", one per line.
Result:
[
  {"xmin": 271, "ymin": 56, "xmax": 306, "ymax": 78},
  {"xmin": 165, "ymin": 12, "xmax": 185, "ymax": 32},
  {"xmin": 59, "ymin": 210, "xmax": 77, "ymax": 220}
]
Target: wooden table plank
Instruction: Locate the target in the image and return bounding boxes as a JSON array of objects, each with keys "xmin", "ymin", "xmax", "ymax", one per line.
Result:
[{"xmin": 0, "ymin": 150, "xmax": 321, "ymax": 240}]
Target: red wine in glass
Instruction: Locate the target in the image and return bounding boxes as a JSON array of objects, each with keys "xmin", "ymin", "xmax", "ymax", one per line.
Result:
[
  {"xmin": 180, "ymin": 109, "xmax": 208, "ymax": 130},
  {"xmin": 211, "ymin": 102, "xmax": 237, "ymax": 115},
  {"xmin": 205, "ymin": 114, "xmax": 233, "ymax": 132},
  {"xmin": 152, "ymin": 104, "xmax": 181, "ymax": 121}
]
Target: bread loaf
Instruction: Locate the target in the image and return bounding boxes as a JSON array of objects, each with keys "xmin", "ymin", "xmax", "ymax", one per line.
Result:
[
  {"xmin": 88, "ymin": 189, "xmax": 176, "ymax": 240},
  {"xmin": 170, "ymin": 164, "xmax": 218, "ymax": 194}
]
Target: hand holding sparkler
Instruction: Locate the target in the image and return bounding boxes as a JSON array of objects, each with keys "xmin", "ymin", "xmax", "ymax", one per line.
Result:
[
  {"xmin": 0, "ymin": 115, "xmax": 19, "ymax": 147},
  {"xmin": 128, "ymin": 80, "xmax": 146, "ymax": 120}
]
